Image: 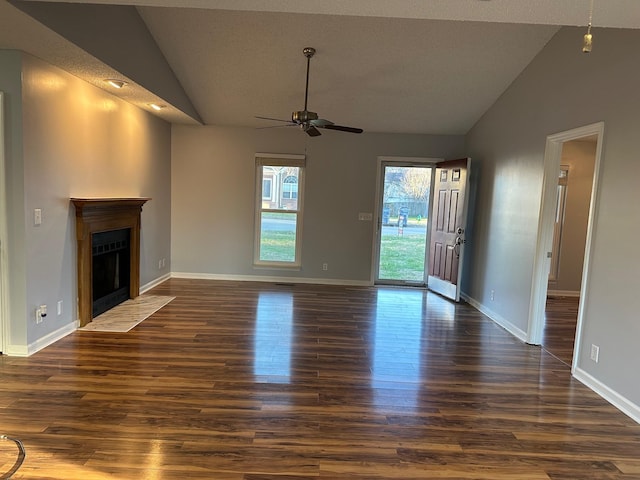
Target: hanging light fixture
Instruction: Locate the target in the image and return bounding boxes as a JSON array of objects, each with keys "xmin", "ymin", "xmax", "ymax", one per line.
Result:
[{"xmin": 582, "ymin": 0, "xmax": 595, "ymax": 53}]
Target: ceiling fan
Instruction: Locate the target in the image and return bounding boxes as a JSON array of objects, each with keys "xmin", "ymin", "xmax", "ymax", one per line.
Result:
[{"xmin": 256, "ymin": 47, "xmax": 363, "ymax": 137}]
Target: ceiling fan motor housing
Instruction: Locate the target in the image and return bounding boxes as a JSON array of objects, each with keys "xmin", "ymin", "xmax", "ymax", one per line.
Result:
[{"xmin": 292, "ymin": 110, "xmax": 318, "ymax": 123}]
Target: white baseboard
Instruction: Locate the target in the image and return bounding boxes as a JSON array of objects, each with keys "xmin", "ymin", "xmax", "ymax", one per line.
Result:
[
  {"xmin": 547, "ymin": 290, "xmax": 580, "ymax": 298},
  {"xmin": 462, "ymin": 293, "xmax": 639, "ymax": 425},
  {"xmin": 5, "ymin": 320, "xmax": 79, "ymax": 357},
  {"xmin": 461, "ymin": 292, "xmax": 528, "ymax": 343},
  {"xmin": 574, "ymin": 367, "xmax": 640, "ymax": 425},
  {"xmin": 141, "ymin": 273, "xmax": 171, "ymax": 294},
  {"xmin": 171, "ymin": 271, "xmax": 372, "ymax": 287}
]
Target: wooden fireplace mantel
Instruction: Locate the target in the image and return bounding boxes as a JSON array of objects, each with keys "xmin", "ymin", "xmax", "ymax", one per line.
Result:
[{"xmin": 71, "ymin": 198, "xmax": 150, "ymax": 327}]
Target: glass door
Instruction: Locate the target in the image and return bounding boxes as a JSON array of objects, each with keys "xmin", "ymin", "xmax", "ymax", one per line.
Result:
[{"xmin": 374, "ymin": 162, "xmax": 432, "ymax": 285}]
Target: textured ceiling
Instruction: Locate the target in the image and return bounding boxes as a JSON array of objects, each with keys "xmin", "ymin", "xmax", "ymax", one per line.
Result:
[
  {"xmin": 138, "ymin": 8, "xmax": 557, "ymax": 134},
  {"xmin": 2, "ymin": 0, "xmax": 640, "ymax": 134}
]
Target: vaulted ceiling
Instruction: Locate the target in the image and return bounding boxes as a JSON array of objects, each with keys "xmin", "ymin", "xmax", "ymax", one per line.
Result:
[{"xmin": 1, "ymin": 0, "xmax": 639, "ymax": 134}]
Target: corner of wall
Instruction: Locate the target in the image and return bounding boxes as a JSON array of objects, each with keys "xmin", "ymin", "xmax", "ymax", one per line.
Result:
[{"xmin": 461, "ymin": 292, "xmax": 528, "ymax": 343}]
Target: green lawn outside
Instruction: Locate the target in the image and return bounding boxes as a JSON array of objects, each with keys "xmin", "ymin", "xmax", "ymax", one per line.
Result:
[
  {"xmin": 260, "ymin": 230, "xmax": 296, "ymax": 262},
  {"xmin": 378, "ymin": 234, "xmax": 426, "ymax": 281}
]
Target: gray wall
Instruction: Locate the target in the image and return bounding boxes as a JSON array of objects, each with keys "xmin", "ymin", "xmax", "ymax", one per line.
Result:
[
  {"xmin": 465, "ymin": 27, "xmax": 640, "ymax": 407},
  {"xmin": 171, "ymin": 125, "xmax": 464, "ymax": 282},
  {"xmin": 2, "ymin": 51, "xmax": 172, "ymax": 353}
]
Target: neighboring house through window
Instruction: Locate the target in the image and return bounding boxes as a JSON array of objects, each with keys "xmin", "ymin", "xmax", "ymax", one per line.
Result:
[
  {"xmin": 262, "ymin": 178, "xmax": 273, "ymax": 200},
  {"xmin": 282, "ymin": 175, "xmax": 298, "ymax": 199},
  {"xmin": 254, "ymin": 154, "xmax": 305, "ymax": 267}
]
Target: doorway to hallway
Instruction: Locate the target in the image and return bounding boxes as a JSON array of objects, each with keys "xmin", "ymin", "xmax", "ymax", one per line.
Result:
[
  {"xmin": 541, "ymin": 136, "xmax": 597, "ymax": 366},
  {"xmin": 528, "ymin": 123, "xmax": 603, "ymax": 371}
]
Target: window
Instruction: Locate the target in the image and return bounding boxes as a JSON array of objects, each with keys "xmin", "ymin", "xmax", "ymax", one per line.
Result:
[
  {"xmin": 254, "ymin": 154, "xmax": 305, "ymax": 267},
  {"xmin": 262, "ymin": 178, "xmax": 273, "ymax": 200},
  {"xmin": 282, "ymin": 176, "xmax": 298, "ymax": 199}
]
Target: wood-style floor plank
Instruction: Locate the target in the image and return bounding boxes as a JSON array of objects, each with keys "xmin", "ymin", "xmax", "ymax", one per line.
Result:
[
  {"xmin": 543, "ymin": 296, "xmax": 579, "ymax": 366},
  {"xmin": 1, "ymin": 279, "xmax": 639, "ymax": 479}
]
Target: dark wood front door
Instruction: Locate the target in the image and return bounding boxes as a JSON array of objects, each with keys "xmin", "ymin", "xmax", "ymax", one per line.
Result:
[{"xmin": 427, "ymin": 158, "xmax": 470, "ymax": 301}]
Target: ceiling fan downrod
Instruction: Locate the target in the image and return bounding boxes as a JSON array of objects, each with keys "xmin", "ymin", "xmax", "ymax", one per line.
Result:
[{"xmin": 302, "ymin": 47, "xmax": 315, "ymax": 112}]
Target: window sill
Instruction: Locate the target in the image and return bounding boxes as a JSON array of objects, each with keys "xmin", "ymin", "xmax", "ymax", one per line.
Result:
[{"xmin": 253, "ymin": 262, "xmax": 302, "ymax": 271}]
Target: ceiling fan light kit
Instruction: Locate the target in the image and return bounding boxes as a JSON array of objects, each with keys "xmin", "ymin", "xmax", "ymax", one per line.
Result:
[{"xmin": 256, "ymin": 47, "xmax": 363, "ymax": 137}]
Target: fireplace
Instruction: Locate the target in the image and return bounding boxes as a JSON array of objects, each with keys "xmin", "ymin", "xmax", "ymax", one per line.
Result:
[
  {"xmin": 92, "ymin": 228, "xmax": 131, "ymax": 317},
  {"xmin": 72, "ymin": 198, "xmax": 150, "ymax": 327}
]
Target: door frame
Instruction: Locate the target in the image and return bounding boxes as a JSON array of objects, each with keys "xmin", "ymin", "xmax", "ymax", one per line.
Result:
[
  {"xmin": 372, "ymin": 156, "xmax": 440, "ymax": 285},
  {"xmin": 0, "ymin": 92, "xmax": 7, "ymax": 353},
  {"xmin": 527, "ymin": 122, "xmax": 604, "ymax": 373}
]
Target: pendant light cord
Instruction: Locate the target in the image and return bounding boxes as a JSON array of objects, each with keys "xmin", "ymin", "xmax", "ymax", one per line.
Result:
[{"xmin": 587, "ymin": 0, "xmax": 594, "ymax": 34}]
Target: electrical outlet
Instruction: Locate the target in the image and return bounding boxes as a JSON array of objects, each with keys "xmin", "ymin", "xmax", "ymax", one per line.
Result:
[
  {"xmin": 158, "ymin": 259, "xmax": 163, "ymax": 270},
  {"xmin": 34, "ymin": 208, "xmax": 42, "ymax": 226},
  {"xmin": 322, "ymin": 263, "xmax": 328, "ymax": 271},
  {"xmin": 490, "ymin": 290, "xmax": 495, "ymax": 301},
  {"xmin": 161, "ymin": 258, "xmax": 166, "ymax": 268},
  {"xmin": 35, "ymin": 304, "xmax": 48, "ymax": 324},
  {"xmin": 57, "ymin": 300, "xmax": 63, "ymax": 316},
  {"xmin": 590, "ymin": 344, "xmax": 600, "ymax": 363}
]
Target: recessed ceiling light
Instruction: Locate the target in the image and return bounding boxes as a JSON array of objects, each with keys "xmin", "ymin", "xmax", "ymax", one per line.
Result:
[
  {"xmin": 149, "ymin": 103, "xmax": 165, "ymax": 111},
  {"xmin": 105, "ymin": 79, "xmax": 127, "ymax": 89}
]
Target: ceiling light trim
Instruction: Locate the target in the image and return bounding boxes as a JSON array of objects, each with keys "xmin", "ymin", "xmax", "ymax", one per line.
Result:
[{"xmin": 105, "ymin": 78, "xmax": 127, "ymax": 89}]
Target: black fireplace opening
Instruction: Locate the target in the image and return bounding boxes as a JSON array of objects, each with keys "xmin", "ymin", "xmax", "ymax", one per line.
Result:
[{"xmin": 92, "ymin": 228, "xmax": 131, "ymax": 317}]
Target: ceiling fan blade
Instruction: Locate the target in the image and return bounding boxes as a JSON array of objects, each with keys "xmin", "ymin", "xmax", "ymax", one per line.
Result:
[
  {"xmin": 321, "ymin": 124, "xmax": 364, "ymax": 134},
  {"xmin": 256, "ymin": 124, "xmax": 298, "ymax": 130},
  {"xmin": 305, "ymin": 125, "xmax": 322, "ymax": 137},
  {"xmin": 310, "ymin": 118, "xmax": 333, "ymax": 127},
  {"xmin": 255, "ymin": 115, "xmax": 293, "ymax": 124}
]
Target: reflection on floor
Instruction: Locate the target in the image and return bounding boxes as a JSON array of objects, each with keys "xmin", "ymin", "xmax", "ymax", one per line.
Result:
[
  {"xmin": 1, "ymin": 280, "xmax": 638, "ymax": 479},
  {"xmin": 543, "ymin": 295, "xmax": 579, "ymax": 366}
]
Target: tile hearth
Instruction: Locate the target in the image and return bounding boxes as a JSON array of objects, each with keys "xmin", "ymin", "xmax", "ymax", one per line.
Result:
[{"xmin": 79, "ymin": 295, "xmax": 175, "ymax": 332}]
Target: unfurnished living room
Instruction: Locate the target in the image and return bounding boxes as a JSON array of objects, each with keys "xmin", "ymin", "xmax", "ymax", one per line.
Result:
[{"xmin": 1, "ymin": 1, "xmax": 640, "ymax": 479}]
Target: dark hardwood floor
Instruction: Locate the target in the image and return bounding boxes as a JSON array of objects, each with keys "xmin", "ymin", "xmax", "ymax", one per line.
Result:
[
  {"xmin": 1, "ymin": 279, "xmax": 639, "ymax": 479},
  {"xmin": 543, "ymin": 296, "xmax": 580, "ymax": 366}
]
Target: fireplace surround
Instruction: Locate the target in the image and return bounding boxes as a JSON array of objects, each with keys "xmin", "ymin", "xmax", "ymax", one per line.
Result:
[{"xmin": 71, "ymin": 198, "xmax": 149, "ymax": 327}]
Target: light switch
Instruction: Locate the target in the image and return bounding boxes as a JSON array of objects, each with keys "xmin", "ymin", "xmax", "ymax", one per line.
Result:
[{"xmin": 34, "ymin": 208, "xmax": 42, "ymax": 226}]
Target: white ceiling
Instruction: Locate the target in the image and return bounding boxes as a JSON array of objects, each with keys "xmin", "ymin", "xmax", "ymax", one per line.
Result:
[{"xmin": 2, "ymin": 0, "xmax": 640, "ymax": 134}]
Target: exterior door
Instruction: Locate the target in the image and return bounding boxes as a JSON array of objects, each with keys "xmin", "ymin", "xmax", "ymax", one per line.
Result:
[
  {"xmin": 374, "ymin": 160, "xmax": 432, "ymax": 285},
  {"xmin": 427, "ymin": 158, "xmax": 470, "ymax": 301}
]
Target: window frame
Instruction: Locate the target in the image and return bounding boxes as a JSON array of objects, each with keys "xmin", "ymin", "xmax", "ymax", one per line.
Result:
[{"xmin": 254, "ymin": 153, "xmax": 306, "ymax": 268}]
